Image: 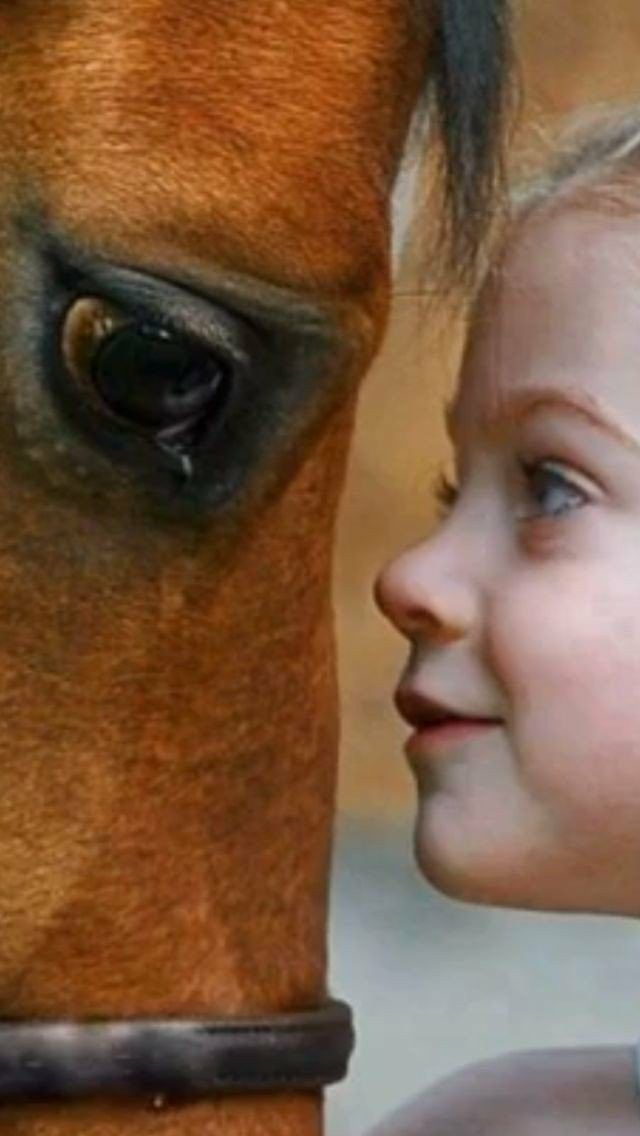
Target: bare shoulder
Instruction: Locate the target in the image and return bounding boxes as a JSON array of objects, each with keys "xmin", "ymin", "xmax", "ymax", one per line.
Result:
[{"xmin": 366, "ymin": 1046, "xmax": 639, "ymax": 1136}]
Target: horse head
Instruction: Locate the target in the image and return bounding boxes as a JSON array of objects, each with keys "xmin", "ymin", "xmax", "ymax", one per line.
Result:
[{"xmin": 0, "ymin": 3, "xmax": 510, "ymax": 1134}]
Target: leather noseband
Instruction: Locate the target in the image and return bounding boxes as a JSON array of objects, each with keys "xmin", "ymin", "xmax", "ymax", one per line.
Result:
[{"xmin": 0, "ymin": 999, "xmax": 354, "ymax": 1106}]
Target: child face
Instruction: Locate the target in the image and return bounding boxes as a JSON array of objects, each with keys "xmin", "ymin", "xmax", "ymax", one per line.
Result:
[{"xmin": 375, "ymin": 200, "xmax": 640, "ymax": 914}]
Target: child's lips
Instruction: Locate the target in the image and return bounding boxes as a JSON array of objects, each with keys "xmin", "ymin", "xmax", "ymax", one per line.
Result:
[
  {"xmin": 394, "ymin": 685, "xmax": 503, "ymax": 757},
  {"xmin": 406, "ymin": 716, "xmax": 502, "ymax": 753},
  {"xmin": 394, "ymin": 685, "xmax": 501, "ymax": 732}
]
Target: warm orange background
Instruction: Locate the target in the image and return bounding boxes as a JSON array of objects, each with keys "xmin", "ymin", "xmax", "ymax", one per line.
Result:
[{"xmin": 335, "ymin": 0, "xmax": 640, "ymax": 819}]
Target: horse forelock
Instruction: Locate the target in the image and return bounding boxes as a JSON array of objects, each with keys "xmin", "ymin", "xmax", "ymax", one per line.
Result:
[{"xmin": 407, "ymin": 0, "xmax": 513, "ymax": 289}]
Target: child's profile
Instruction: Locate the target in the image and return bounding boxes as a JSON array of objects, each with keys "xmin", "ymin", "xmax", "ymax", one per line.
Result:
[{"xmin": 371, "ymin": 106, "xmax": 640, "ymax": 1134}]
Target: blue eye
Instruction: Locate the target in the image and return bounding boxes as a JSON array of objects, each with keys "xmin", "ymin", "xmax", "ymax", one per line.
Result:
[{"xmin": 519, "ymin": 460, "xmax": 589, "ymax": 519}]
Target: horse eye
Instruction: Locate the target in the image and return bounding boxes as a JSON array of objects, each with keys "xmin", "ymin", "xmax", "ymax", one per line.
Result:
[{"xmin": 61, "ymin": 297, "xmax": 232, "ymax": 451}]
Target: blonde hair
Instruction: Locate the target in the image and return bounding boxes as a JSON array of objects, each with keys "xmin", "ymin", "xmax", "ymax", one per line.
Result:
[{"xmin": 513, "ymin": 104, "xmax": 640, "ymax": 219}]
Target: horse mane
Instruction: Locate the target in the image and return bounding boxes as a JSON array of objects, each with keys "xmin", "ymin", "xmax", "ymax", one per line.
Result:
[{"xmin": 414, "ymin": 0, "xmax": 514, "ymax": 288}]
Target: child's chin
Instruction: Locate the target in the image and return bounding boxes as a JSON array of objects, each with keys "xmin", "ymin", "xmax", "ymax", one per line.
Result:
[
  {"xmin": 412, "ymin": 803, "xmax": 552, "ymax": 911},
  {"xmin": 412, "ymin": 794, "xmax": 640, "ymax": 914}
]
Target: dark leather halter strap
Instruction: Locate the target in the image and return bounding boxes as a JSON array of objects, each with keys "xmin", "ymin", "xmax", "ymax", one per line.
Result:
[{"xmin": 0, "ymin": 999, "xmax": 354, "ymax": 1105}]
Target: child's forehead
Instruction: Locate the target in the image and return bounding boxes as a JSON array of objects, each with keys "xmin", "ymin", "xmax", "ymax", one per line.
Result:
[
  {"xmin": 495, "ymin": 199, "xmax": 640, "ymax": 293},
  {"xmin": 450, "ymin": 200, "xmax": 640, "ymax": 440}
]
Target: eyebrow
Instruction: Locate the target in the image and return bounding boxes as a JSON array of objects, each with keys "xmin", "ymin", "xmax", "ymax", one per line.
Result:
[{"xmin": 445, "ymin": 385, "xmax": 640, "ymax": 455}]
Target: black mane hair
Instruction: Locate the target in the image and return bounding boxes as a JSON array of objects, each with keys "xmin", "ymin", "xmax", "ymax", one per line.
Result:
[{"xmin": 419, "ymin": 0, "xmax": 514, "ymax": 286}]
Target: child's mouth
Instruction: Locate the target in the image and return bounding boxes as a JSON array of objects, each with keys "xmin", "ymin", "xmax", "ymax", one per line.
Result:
[
  {"xmin": 405, "ymin": 717, "xmax": 503, "ymax": 761},
  {"xmin": 393, "ymin": 685, "xmax": 503, "ymax": 761}
]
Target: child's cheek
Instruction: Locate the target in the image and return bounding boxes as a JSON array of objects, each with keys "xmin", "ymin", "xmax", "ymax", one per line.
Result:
[{"xmin": 486, "ymin": 566, "xmax": 640, "ymax": 815}]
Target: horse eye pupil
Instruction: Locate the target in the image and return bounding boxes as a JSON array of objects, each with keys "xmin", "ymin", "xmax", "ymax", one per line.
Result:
[{"xmin": 92, "ymin": 323, "xmax": 227, "ymax": 430}]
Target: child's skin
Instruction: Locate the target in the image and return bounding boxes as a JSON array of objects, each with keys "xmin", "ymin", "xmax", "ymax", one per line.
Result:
[{"xmin": 372, "ymin": 189, "xmax": 640, "ymax": 1132}]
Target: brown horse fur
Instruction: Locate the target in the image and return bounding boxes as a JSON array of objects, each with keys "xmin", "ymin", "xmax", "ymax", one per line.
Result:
[{"xmin": 0, "ymin": 2, "xmax": 509, "ymax": 1134}]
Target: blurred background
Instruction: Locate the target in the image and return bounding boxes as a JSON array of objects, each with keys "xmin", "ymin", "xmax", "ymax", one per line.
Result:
[{"xmin": 328, "ymin": 3, "xmax": 640, "ymax": 1132}]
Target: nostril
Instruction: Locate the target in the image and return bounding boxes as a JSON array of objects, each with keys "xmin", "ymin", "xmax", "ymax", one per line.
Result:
[
  {"xmin": 398, "ymin": 605, "xmax": 444, "ymax": 640},
  {"xmin": 405, "ymin": 604, "xmax": 435, "ymax": 630}
]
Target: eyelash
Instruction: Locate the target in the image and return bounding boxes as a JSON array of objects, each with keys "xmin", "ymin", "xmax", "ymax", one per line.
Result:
[
  {"xmin": 433, "ymin": 468, "xmax": 459, "ymax": 518},
  {"xmin": 432, "ymin": 460, "xmax": 590, "ymax": 521}
]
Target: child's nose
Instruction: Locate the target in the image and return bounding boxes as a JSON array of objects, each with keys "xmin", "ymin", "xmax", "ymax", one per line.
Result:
[{"xmin": 374, "ymin": 539, "xmax": 477, "ymax": 646}]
